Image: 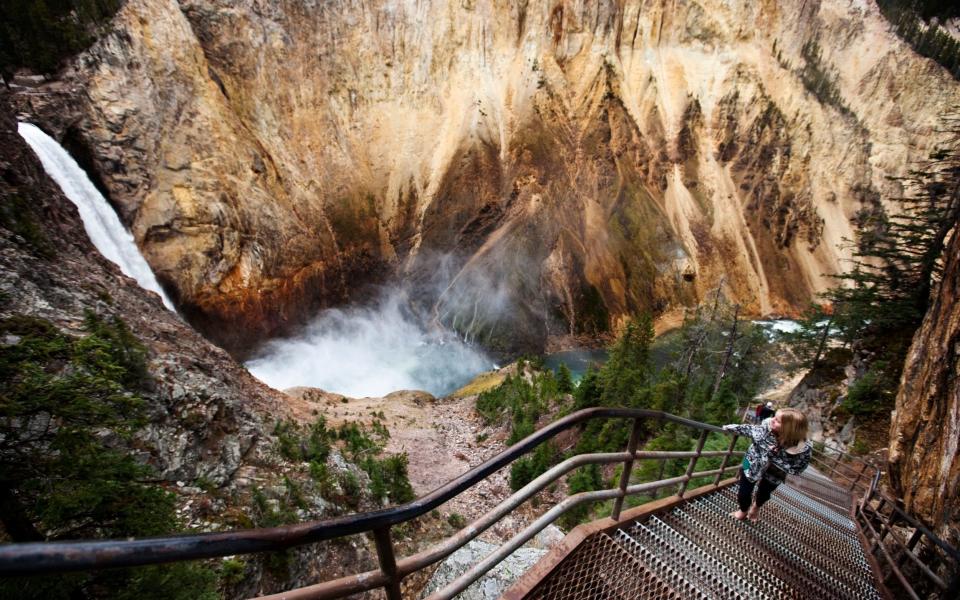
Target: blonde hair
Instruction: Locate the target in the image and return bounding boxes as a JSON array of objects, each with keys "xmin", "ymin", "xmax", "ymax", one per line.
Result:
[{"xmin": 776, "ymin": 408, "xmax": 808, "ymax": 448}]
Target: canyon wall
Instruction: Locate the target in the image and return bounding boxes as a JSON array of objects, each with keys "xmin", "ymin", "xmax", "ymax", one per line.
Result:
[
  {"xmin": 888, "ymin": 220, "xmax": 960, "ymax": 546},
  {"xmin": 15, "ymin": 0, "xmax": 960, "ymax": 357},
  {"xmin": 0, "ymin": 101, "xmax": 384, "ymax": 596}
]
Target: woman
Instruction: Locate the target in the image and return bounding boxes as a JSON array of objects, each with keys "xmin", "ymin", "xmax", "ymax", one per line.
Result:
[{"xmin": 722, "ymin": 408, "xmax": 812, "ymax": 522}]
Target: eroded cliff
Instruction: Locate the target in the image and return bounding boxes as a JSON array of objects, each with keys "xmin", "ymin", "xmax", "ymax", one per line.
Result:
[
  {"xmin": 15, "ymin": 0, "xmax": 960, "ymax": 359},
  {"xmin": 888, "ymin": 214, "xmax": 960, "ymax": 546},
  {"xmin": 0, "ymin": 100, "xmax": 384, "ymax": 597}
]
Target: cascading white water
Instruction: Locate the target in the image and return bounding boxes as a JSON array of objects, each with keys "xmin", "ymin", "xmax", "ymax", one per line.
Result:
[
  {"xmin": 17, "ymin": 122, "xmax": 490, "ymax": 396},
  {"xmin": 17, "ymin": 122, "xmax": 176, "ymax": 312},
  {"xmin": 246, "ymin": 290, "xmax": 494, "ymax": 397}
]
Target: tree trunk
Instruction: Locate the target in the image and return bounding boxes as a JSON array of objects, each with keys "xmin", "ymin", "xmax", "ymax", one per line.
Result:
[
  {"xmin": 0, "ymin": 481, "xmax": 43, "ymax": 542},
  {"xmin": 812, "ymin": 313, "xmax": 834, "ymax": 368},
  {"xmin": 710, "ymin": 304, "xmax": 740, "ymax": 402}
]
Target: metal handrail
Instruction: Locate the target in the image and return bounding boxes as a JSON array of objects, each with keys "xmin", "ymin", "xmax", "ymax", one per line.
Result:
[
  {"xmin": 737, "ymin": 414, "xmax": 959, "ymax": 598},
  {"xmin": 425, "ymin": 467, "xmax": 732, "ymax": 600},
  {"xmin": 740, "ymin": 411, "xmax": 882, "ymax": 495},
  {"xmin": 809, "ymin": 453, "xmax": 875, "ymax": 494},
  {"xmin": 0, "ymin": 408, "xmax": 741, "ymax": 599},
  {"xmin": 849, "ymin": 464, "xmax": 960, "ymax": 599}
]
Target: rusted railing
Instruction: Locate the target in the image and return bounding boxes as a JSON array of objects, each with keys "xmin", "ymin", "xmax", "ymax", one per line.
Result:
[
  {"xmin": 808, "ymin": 443, "xmax": 880, "ymax": 498},
  {"xmin": 799, "ymin": 437, "xmax": 959, "ymax": 600},
  {"xmin": 0, "ymin": 408, "xmax": 744, "ymax": 599},
  {"xmin": 855, "ymin": 471, "xmax": 960, "ymax": 600}
]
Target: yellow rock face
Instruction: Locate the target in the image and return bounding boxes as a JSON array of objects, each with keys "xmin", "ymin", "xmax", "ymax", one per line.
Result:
[{"xmin": 58, "ymin": 0, "xmax": 960, "ymax": 356}]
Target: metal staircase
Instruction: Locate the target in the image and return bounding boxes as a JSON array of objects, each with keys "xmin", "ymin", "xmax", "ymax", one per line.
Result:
[
  {"xmin": 2, "ymin": 408, "xmax": 956, "ymax": 599},
  {"xmin": 511, "ymin": 469, "xmax": 880, "ymax": 599}
]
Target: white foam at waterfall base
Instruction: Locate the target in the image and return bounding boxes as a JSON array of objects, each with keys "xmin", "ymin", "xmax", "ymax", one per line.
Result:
[
  {"xmin": 246, "ymin": 291, "xmax": 494, "ymax": 398},
  {"xmin": 16, "ymin": 122, "xmax": 176, "ymax": 311}
]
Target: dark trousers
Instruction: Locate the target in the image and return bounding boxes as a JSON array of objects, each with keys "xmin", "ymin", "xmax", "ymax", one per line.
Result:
[{"xmin": 737, "ymin": 468, "xmax": 778, "ymax": 512}]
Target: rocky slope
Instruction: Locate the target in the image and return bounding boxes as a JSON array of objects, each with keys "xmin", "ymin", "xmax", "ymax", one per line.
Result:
[
  {"xmin": 888, "ymin": 217, "xmax": 960, "ymax": 547},
  {"xmin": 0, "ymin": 101, "xmax": 286, "ymax": 487},
  {"xmin": 0, "ymin": 98, "xmax": 387, "ymax": 598},
  {"xmin": 13, "ymin": 0, "xmax": 960, "ymax": 358}
]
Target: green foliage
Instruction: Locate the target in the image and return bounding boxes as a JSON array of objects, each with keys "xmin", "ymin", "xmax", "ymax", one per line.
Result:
[
  {"xmin": 634, "ymin": 426, "xmax": 694, "ymax": 488},
  {"xmin": 337, "ymin": 420, "xmax": 385, "ymax": 456},
  {"xmin": 783, "ymin": 303, "xmax": 835, "ymax": 371},
  {"xmin": 219, "ymin": 558, "xmax": 247, "ymax": 587},
  {"xmin": 877, "ymin": 1, "xmax": 960, "ymax": 79},
  {"xmin": 487, "ymin": 302, "xmax": 772, "ymax": 530},
  {"xmin": 799, "ymin": 38, "xmax": 853, "ymax": 117},
  {"xmin": 360, "ymin": 452, "xmax": 415, "ymax": 504},
  {"xmin": 574, "ymin": 308, "xmax": 768, "ymax": 456},
  {"xmin": 600, "ymin": 314, "xmax": 655, "ymax": 408},
  {"xmin": 334, "ymin": 419, "xmax": 411, "ymax": 504},
  {"xmin": 309, "ymin": 460, "xmax": 335, "ymax": 497},
  {"xmin": 78, "ymin": 310, "xmax": 149, "ymax": 388},
  {"xmin": 274, "ymin": 416, "xmax": 332, "ymax": 463},
  {"xmin": 3, "ymin": 563, "xmax": 219, "ymax": 600},
  {"xmin": 446, "ymin": 512, "xmax": 466, "ymax": 529},
  {"xmin": 251, "ymin": 486, "xmax": 297, "ymax": 573},
  {"xmin": 277, "ymin": 416, "xmax": 412, "ymax": 508},
  {"xmin": 338, "ymin": 471, "xmax": 361, "ymax": 506},
  {"xmin": 556, "ymin": 363, "xmax": 574, "ymax": 394},
  {"xmin": 284, "ymin": 476, "xmax": 308, "ymax": 510},
  {"xmin": 509, "ymin": 441, "xmax": 558, "ymax": 492},
  {"xmin": 475, "ymin": 369, "xmax": 561, "ymax": 443},
  {"xmin": 109, "ymin": 562, "xmax": 219, "ymax": 600},
  {"xmin": 557, "ymin": 464, "xmax": 603, "ymax": 529},
  {"xmin": 841, "ymin": 366, "xmax": 897, "ymax": 416},
  {"xmin": 0, "ymin": 314, "xmax": 217, "ymax": 599},
  {"xmin": 560, "ymin": 302, "xmax": 770, "ymax": 526},
  {"xmin": 830, "ymin": 141, "xmax": 959, "ymax": 339},
  {"xmin": 0, "ymin": 0, "xmax": 123, "ymax": 77},
  {"xmin": 251, "ymin": 486, "xmax": 297, "ymax": 528},
  {"xmin": 788, "ymin": 126, "xmax": 960, "ymax": 407},
  {"xmin": 571, "ymin": 316, "xmax": 656, "ymax": 456},
  {"xmin": 573, "ymin": 365, "xmax": 603, "ymax": 410}
]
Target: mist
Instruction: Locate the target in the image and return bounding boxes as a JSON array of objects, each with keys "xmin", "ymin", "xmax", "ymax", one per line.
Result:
[{"xmin": 245, "ymin": 290, "xmax": 494, "ymax": 398}]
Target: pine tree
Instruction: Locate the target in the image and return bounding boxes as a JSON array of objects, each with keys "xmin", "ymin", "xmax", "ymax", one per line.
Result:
[
  {"xmin": 556, "ymin": 363, "xmax": 574, "ymax": 394},
  {"xmin": 0, "ymin": 314, "xmax": 218, "ymax": 599},
  {"xmin": 830, "ymin": 125, "xmax": 958, "ymax": 341},
  {"xmin": 788, "ymin": 119, "xmax": 960, "ymax": 412},
  {"xmin": 599, "ymin": 314, "xmax": 654, "ymax": 408}
]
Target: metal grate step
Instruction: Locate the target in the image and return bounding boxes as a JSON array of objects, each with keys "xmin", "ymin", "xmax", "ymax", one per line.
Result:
[
  {"xmin": 523, "ymin": 532, "xmax": 689, "ymax": 600},
  {"xmin": 521, "ymin": 474, "xmax": 882, "ymax": 600},
  {"xmin": 618, "ymin": 515, "xmax": 759, "ymax": 600},
  {"xmin": 697, "ymin": 491, "xmax": 879, "ymax": 599}
]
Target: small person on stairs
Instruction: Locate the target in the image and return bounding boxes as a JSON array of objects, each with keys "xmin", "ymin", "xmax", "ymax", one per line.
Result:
[{"xmin": 722, "ymin": 408, "xmax": 812, "ymax": 522}]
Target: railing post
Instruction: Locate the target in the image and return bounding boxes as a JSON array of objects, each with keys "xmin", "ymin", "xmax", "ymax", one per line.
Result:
[
  {"xmin": 651, "ymin": 459, "xmax": 666, "ymax": 500},
  {"xmin": 905, "ymin": 528, "xmax": 923, "ymax": 551},
  {"xmin": 862, "ymin": 470, "xmax": 880, "ymax": 512},
  {"xmin": 714, "ymin": 434, "xmax": 739, "ymax": 486},
  {"xmin": 611, "ymin": 418, "xmax": 644, "ymax": 522},
  {"xmin": 850, "ymin": 461, "xmax": 869, "ymax": 491},
  {"xmin": 830, "ymin": 450, "xmax": 842, "ymax": 477},
  {"xmin": 946, "ymin": 567, "xmax": 960, "ymax": 600},
  {"xmin": 677, "ymin": 430, "xmax": 709, "ymax": 498},
  {"xmin": 373, "ymin": 526, "xmax": 402, "ymax": 600}
]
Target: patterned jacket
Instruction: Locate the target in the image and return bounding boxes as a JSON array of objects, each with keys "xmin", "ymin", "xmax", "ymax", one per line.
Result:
[{"xmin": 723, "ymin": 418, "xmax": 812, "ymax": 484}]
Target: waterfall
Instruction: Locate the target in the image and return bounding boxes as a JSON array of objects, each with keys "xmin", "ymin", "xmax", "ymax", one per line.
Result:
[
  {"xmin": 17, "ymin": 122, "xmax": 176, "ymax": 312},
  {"xmin": 247, "ymin": 289, "xmax": 494, "ymax": 397}
]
